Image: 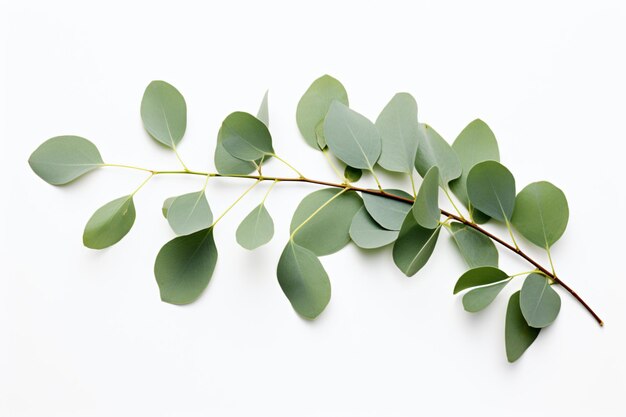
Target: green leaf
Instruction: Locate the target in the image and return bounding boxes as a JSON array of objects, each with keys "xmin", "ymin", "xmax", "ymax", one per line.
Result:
[
  {"xmin": 520, "ymin": 273, "xmax": 561, "ymax": 328},
  {"xmin": 83, "ymin": 195, "xmax": 136, "ymax": 249},
  {"xmin": 462, "ymin": 281, "xmax": 509, "ymax": 312},
  {"xmin": 140, "ymin": 80, "xmax": 186, "ymax": 148},
  {"xmin": 392, "ymin": 213, "xmax": 441, "ymax": 277},
  {"xmin": 344, "ymin": 166, "xmax": 362, "ymax": 182},
  {"xmin": 315, "ymin": 122, "xmax": 327, "ymax": 149},
  {"xmin": 414, "ymin": 123, "xmax": 461, "ymax": 186},
  {"xmin": 154, "ymin": 227, "xmax": 218, "ymax": 305},
  {"xmin": 375, "ymin": 93, "xmax": 419, "ymax": 174},
  {"xmin": 257, "ymin": 90, "xmax": 269, "ymax": 126},
  {"xmin": 506, "ymin": 291, "xmax": 541, "ymax": 362},
  {"xmin": 220, "ymin": 112, "xmax": 274, "ymax": 161},
  {"xmin": 162, "ymin": 197, "xmax": 175, "ymax": 218},
  {"xmin": 512, "ymin": 181, "xmax": 569, "ymax": 248},
  {"xmin": 29, "ymin": 136, "xmax": 103, "ymax": 185},
  {"xmin": 324, "ymin": 102, "xmax": 381, "ymax": 170},
  {"xmin": 290, "ymin": 188, "xmax": 362, "ymax": 256},
  {"xmin": 349, "ymin": 207, "xmax": 399, "ymax": 249},
  {"xmin": 453, "ymin": 266, "xmax": 508, "ymax": 294},
  {"xmin": 467, "ymin": 161, "xmax": 516, "ymax": 222},
  {"xmin": 277, "ymin": 240, "xmax": 331, "ymax": 319},
  {"xmin": 448, "ymin": 222, "xmax": 499, "ymax": 268},
  {"xmin": 362, "ymin": 189, "xmax": 413, "ymax": 231},
  {"xmin": 412, "ymin": 167, "xmax": 440, "ymax": 228},
  {"xmin": 450, "ymin": 119, "xmax": 500, "ymax": 208},
  {"xmin": 236, "ymin": 204, "xmax": 274, "ymax": 250},
  {"xmin": 296, "ymin": 75, "xmax": 349, "ymax": 149},
  {"xmin": 165, "ymin": 191, "xmax": 213, "ymax": 236}
]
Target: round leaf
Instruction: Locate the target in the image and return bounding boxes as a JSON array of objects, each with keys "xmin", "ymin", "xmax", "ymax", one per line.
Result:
[
  {"xmin": 165, "ymin": 191, "xmax": 213, "ymax": 236},
  {"xmin": 505, "ymin": 291, "xmax": 541, "ymax": 362},
  {"xmin": 324, "ymin": 101, "xmax": 381, "ymax": 170},
  {"xmin": 362, "ymin": 189, "xmax": 413, "ymax": 231},
  {"xmin": 462, "ymin": 281, "xmax": 509, "ymax": 312},
  {"xmin": 236, "ymin": 204, "xmax": 274, "ymax": 250},
  {"xmin": 140, "ymin": 80, "xmax": 186, "ymax": 148},
  {"xmin": 296, "ymin": 75, "xmax": 349, "ymax": 149},
  {"xmin": 375, "ymin": 92, "xmax": 419, "ymax": 174},
  {"xmin": 290, "ymin": 188, "xmax": 363, "ymax": 256},
  {"xmin": 344, "ymin": 166, "xmax": 362, "ymax": 182},
  {"xmin": 29, "ymin": 136, "xmax": 103, "ymax": 185},
  {"xmin": 83, "ymin": 195, "xmax": 135, "ymax": 249},
  {"xmin": 412, "ymin": 166, "xmax": 440, "ymax": 228},
  {"xmin": 154, "ymin": 227, "xmax": 218, "ymax": 305},
  {"xmin": 392, "ymin": 214, "xmax": 441, "ymax": 277},
  {"xmin": 277, "ymin": 241, "xmax": 331, "ymax": 319},
  {"xmin": 520, "ymin": 273, "xmax": 561, "ymax": 328},
  {"xmin": 512, "ymin": 181, "xmax": 569, "ymax": 248},
  {"xmin": 453, "ymin": 266, "xmax": 508, "ymax": 294},
  {"xmin": 467, "ymin": 161, "xmax": 516, "ymax": 222},
  {"xmin": 220, "ymin": 111, "xmax": 274, "ymax": 161},
  {"xmin": 414, "ymin": 123, "xmax": 461, "ymax": 186},
  {"xmin": 448, "ymin": 222, "xmax": 499, "ymax": 268},
  {"xmin": 349, "ymin": 207, "xmax": 399, "ymax": 249}
]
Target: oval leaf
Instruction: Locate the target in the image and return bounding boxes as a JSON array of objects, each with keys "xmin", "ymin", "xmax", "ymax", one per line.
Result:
[
  {"xmin": 324, "ymin": 101, "xmax": 381, "ymax": 170},
  {"xmin": 344, "ymin": 166, "xmax": 362, "ymax": 182},
  {"xmin": 467, "ymin": 161, "xmax": 516, "ymax": 222},
  {"xmin": 290, "ymin": 188, "xmax": 363, "ymax": 256},
  {"xmin": 462, "ymin": 281, "xmax": 509, "ymax": 312},
  {"xmin": 414, "ymin": 123, "xmax": 461, "ymax": 186},
  {"xmin": 412, "ymin": 166, "xmax": 440, "ymax": 228},
  {"xmin": 506, "ymin": 291, "xmax": 541, "ymax": 362},
  {"xmin": 362, "ymin": 189, "xmax": 413, "ymax": 231},
  {"xmin": 83, "ymin": 195, "xmax": 135, "ymax": 249},
  {"xmin": 448, "ymin": 222, "xmax": 499, "ymax": 268},
  {"xmin": 220, "ymin": 112, "xmax": 274, "ymax": 161},
  {"xmin": 512, "ymin": 181, "xmax": 569, "ymax": 248},
  {"xmin": 453, "ymin": 266, "xmax": 508, "ymax": 294},
  {"xmin": 236, "ymin": 204, "xmax": 274, "ymax": 250},
  {"xmin": 277, "ymin": 241, "xmax": 331, "ymax": 319},
  {"xmin": 349, "ymin": 207, "xmax": 399, "ymax": 249},
  {"xmin": 165, "ymin": 191, "xmax": 213, "ymax": 236},
  {"xmin": 29, "ymin": 136, "xmax": 103, "ymax": 185},
  {"xmin": 141, "ymin": 80, "xmax": 186, "ymax": 148},
  {"xmin": 375, "ymin": 93, "xmax": 419, "ymax": 174},
  {"xmin": 296, "ymin": 75, "xmax": 349, "ymax": 149},
  {"xmin": 520, "ymin": 273, "xmax": 561, "ymax": 328},
  {"xmin": 392, "ymin": 213, "xmax": 441, "ymax": 277},
  {"xmin": 154, "ymin": 227, "xmax": 218, "ymax": 305}
]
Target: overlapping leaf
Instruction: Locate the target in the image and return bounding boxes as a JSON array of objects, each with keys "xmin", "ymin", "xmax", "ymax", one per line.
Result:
[
  {"xmin": 505, "ymin": 291, "xmax": 541, "ymax": 362},
  {"xmin": 164, "ymin": 191, "xmax": 213, "ymax": 236},
  {"xmin": 392, "ymin": 213, "xmax": 441, "ymax": 277},
  {"xmin": 467, "ymin": 161, "xmax": 516, "ymax": 222},
  {"xmin": 414, "ymin": 123, "xmax": 461, "ymax": 186},
  {"xmin": 375, "ymin": 93, "xmax": 419, "ymax": 174},
  {"xmin": 362, "ymin": 189, "xmax": 412, "ymax": 231},
  {"xmin": 349, "ymin": 207, "xmax": 399, "ymax": 249}
]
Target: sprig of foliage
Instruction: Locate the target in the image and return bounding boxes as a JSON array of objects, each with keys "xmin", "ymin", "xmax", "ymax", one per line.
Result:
[{"xmin": 28, "ymin": 75, "xmax": 603, "ymax": 362}]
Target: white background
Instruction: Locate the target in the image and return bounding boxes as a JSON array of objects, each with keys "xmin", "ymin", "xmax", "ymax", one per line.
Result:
[{"xmin": 2, "ymin": 1, "xmax": 625, "ymax": 416}]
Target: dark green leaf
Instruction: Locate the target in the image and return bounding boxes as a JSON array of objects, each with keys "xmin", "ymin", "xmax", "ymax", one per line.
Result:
[
  {"xmin": 296, "ymin": 75, "xmax": 349, "ymax": 149},
  {"xmin": 392, "ymin": 213, "xmax": 441, "ymax": 276},
  {"xmin": 414, "ymin": 123, "xmax": 461, "ymax": 186},
  {"xmin": 453, "ymin": 266, "xmax": 508, "ymax": 294},
  {"xmin": 448, "ymin": 222, "xmax": 499, "ymax": 268},
  {"xmin": 520, "ymin": 273, "xmax": 561, "ymax": 328},
  {"xmin": 344, "ymin": 166, "xmax": 362, "ymax": 182},
  {"xmin": 154, "ymin": 228, "xmax": 217, "ymax": 305},
  {"xmin": 220, "ymin": 111, "xmax": 274, "ymax": 161},
  {"xmin": 140, "ymin": 80, "xmax": 186, "ymax": 148},
  {"xmin": 375, "ymin": 93, "xmax": 419, "ymax": 174},
  {"xmin": 83, "ymin": 195, "xmax": 135, "ymax": 249},
  {"xmin": 362, "ymin": 189, "xmax": 413, "ymax": 231},
  {"xmin": 29, "ymin": 136, "xmax": 103, "ymax": 185},
  {"xmin": 165, "ymin": 191, "xmax": 213, "ymax": 236},
  {"xmin": 467, "ymin": 161, "xmax": 516, "ymax": 222},
  {"xmin": 277, "ymin": 240, "xmax": 331, "ymax": 319},
  {"xmin": 512, "ymin": 181, "xmax": 569, "ymax": 248},
  {"xmin": 349, "ymin": 207, "xmax": 399, "ymax": 249},
  {"xmin": 236, "ymin": 204, "xmax": 274, "ymax": 250},
  {"xmin": 324, "ymin": 102, "xmax": 381, "ymax": 170},
  {"xmin": 506, "ymin": 291, "xmax": 541, "ymax": 362},
  {"xmin": 412, "ymin": 167, "xmax": 440, "ymax": 228},
  {"xmin": 463, "ymin": 281, "xmax": 509, "ymax": 312}
]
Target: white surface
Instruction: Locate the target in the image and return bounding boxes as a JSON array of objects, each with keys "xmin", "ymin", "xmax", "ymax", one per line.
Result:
[{"xmin": 2, "ymin": 1, "xmax": 625, "ymax": 416}]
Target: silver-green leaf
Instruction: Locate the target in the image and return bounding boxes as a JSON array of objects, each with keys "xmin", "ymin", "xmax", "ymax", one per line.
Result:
[
  {"xmin": 83, "ymin": 195, "xmax": 135, "ymax": 249},
  {"xmin": 467, "ymin": 161, "xmax": 516, "ymax": 222},
  {"xmin": 392, "ymin": 213, "xmax": 441, "ymax": 277},
  {"xmin": 462, "ymin": 281, "xmax": 509, "ymax": 312},
  {"xmin": 520, "ymin": 273, "xmax": 561, "ymax": 328},
  {"xmin": 412, "ymin": 166, "xmax": 440, "ymax": 229},
  {"xmin": 140, "ymin": 80, "xmax": 186, "ymax": 148},
  {"xmin": 236, "ymin": 204, "xmax": 274, "ymax": 250},
  {"xmin": 506, "ymin": 291, "xmax": 541, "ymax": 362},
  {"xmin": 29, "ymin": 136, "xmax": 103, "ymax": 185},
  {"xmin": 220, "ymin": 111, "xmax": 274, "ymax": 161},
  {"xmin": 165, "ymin": 191, "xmax": 213, "ymax": 236},
  {"xmin": 414, "ymin": 123, "xmax": 461, "ymax": 186},
  {"xmin": 349, "ymin": 207, "xmax": 399, "ymax": 249},
  {"xmin": 453, "ymin": 266, "xmax": 508, "ymax": 294},
  {"xmin": 375, "ymin": 93, "xmax": 419, "ymax": 174},
  {"xmin": 448, "ymin": 222, "xmax": 499, "ymax": 268},
  {"xmin": 362, "ymin": 189, "xmax": 413, "ymax": 231}
]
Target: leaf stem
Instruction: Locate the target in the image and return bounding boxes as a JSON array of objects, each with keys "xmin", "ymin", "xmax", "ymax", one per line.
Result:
[
  {"xmin": 210, "ymin": 180, "xmax": 261, "ymax": 228},
  {"xmin": 103, "ymin": 163, "xmax": 155, "ymax": 173},
  {"xmin": 322, "ymin": 148, "xmax": 345, "ymax": 181},
  {"xmin": 271, "ymin": 154, "xmax": 304, "ymax": 178},
  {"xmin": 409, "ymin": 173, "xmax": 417, "ymax": 197},
  {"xmin": 443, "ymin": 187, "xmax": 465, "ymax": 219},
  {"xmin": 261, "ymin": 179, "xmax": 279, "ymax": 204},
  {"xmin": 131, "ymin": 173, "xmax": 154, "ymax": 196},
  {"xmin": 172, "ymin": 144, "xmax": 189, "ymax": 172}
]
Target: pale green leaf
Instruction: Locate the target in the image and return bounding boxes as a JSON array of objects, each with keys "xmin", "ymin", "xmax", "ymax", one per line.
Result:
[
  {"xmin": 29, "ymin": 136, "xmax": 103, "ymax": 185},
  {"xmin": 349, "ymin": 207, "xmax": 399, "ymax": 249},
  {"xmin": 154, "ymin": 227, "xmax": 217, "ymax": 305},
  {"xmin": 277, "ymin": 240, "xmax": 331, "ymax": 319},
  {"xmin": 375, "ymin": 93, "xmax": 419, "ymax": 174},
  {"xmin": 162, "ymin": 197, "xmax": 175, "ymax": 218},
  {"xmin": 392, "ymin": 214, "xmax": 441, "ymax": 277},
  {"xmin": 506, "ymin": 291, "xmax": 541, "ymax": 362},
  {"xmin": 467, "ymin": 161, "xmax": 516, "ymax": 222},
  {"xmin": 315, "ymin": 122, "xmax": 327, "ymax": 149},
  {"xmin": 448, "ymin": 222, "xmax": 498, "ymax": 268},
  {"xmin": 140, "ymin": 80, "xmax": 186, "ymax": 148},
  {"xmin": 220, "ymin": 111, "xmax": 274, "ymax": 161},
  {"xmin": 453, "ymin": 266, "xmax": 508, "ymax": 294},
  {"xmin": 412, "ymin": 166, "xmax": 440, "ymax": 228},
  {"xmin": 236, "ymin": 204, "xmax": 274, "ymax": 250},
  {"xmin": 257, "ymin": 90, "xmax": 269, "ymax": 126},
  {"xmin": 362, "ymin": 189, "xmax": 413, "ymax": 231},
  {"xmin": 165, "ymin": 191, "xmax": 213, "ymax": 236},
  {"xmin": 512, "ymin": 181, "xmax": 569, "ymax": 248},
  {"xmin": 414, "ymin": 123, "xmax": 461, "ymax": 186},
  {"xmin": 462, "ymin": 281, "xmax": 509, "ymax": 312},
  {"xmin": 83, "ymin": 195, "xmax": 135, "ymax": 249},
  {"xmin": 324, "ymin": 102, "xmax": 381, "ymax": 170},
  {"xmin": 296, "ymin": 75, "xmax": 348, "ymax": 149},
  {"xmin": 520, "ymin": 273, "xmax": 561, "ymax": 328}
]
